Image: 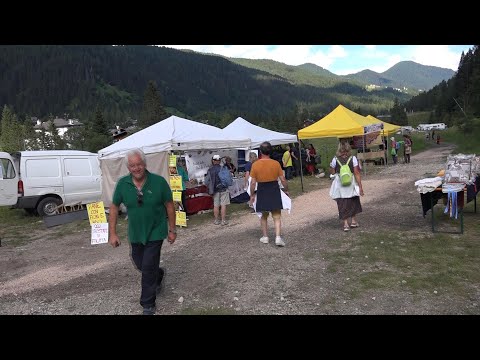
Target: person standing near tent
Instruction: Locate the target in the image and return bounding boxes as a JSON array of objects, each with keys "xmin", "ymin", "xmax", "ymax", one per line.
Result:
[
  {"xmin": 177, "ymin": 157, "xmax": 190, "ymax": 214},
  {"xmin": 249, "ymin": 141, "xmax": 289, "ymax": 247},
  {"xmin": 282, "ymin": 144, "xmax": 293, "ymax": 180},
  {"xmin": 390, "ymin": 137, "xmax": 398, "ymax": 164},
  {"xmin": 291, "ymin": 143, "xmax": 301, "ymax": 177},
  {"xmin": 225, "ymin": 156, "xmax": 236, "ymax": 176},
  {"xmin": 403, "ymin": 134, "xmax": 412, "ymax": 164},
  {"xmin": 329, "ymin": 139, "xmax": 364, "ymax": 232},
  {"xmin": 205, "ymin": 154, "xmax": 230, "ymax": 225},
  {"xmin": 306, "ymin": 144, "xmax": 317, "ymax": 175},
  {"xmin": 244, "ymin": 151, "xmax": 258, "ymax": 190},
  {"xmin": 108, "ymin": 148, "xmax": 176, "ymax": 315}
]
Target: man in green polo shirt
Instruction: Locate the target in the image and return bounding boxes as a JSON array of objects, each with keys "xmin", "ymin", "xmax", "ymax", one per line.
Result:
[{"xmin": 108, "ymin": 148, "xmax": 176, "ymax": 315}]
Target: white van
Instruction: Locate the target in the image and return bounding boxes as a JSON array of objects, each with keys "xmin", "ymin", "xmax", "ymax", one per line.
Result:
[{"xmin": 0, "ymin": 150, "xmax": 101, "ymax": 216}]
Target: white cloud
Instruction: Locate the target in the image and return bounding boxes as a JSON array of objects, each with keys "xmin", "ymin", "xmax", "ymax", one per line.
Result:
[
  {"xmin": 410, "ymin": 45, "xmax": 463, "ymax": 70},
  {"xmin": 328, "ymin": 45, "xmax": 347, "ymax": 58},
  {"xmin": 364, "ymin": 45, "xmax": 376, "ymax": 50}
]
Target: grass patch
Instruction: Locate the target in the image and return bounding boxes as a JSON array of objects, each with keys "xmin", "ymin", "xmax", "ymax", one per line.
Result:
[
  {"xmin": 324, "ymin": 226, "xmax": 480, "ymax": 299},
  {"xmin": 407, "ymin": 111, "xmax": 431, "ymax": 127},
  {"xmin": 0, "ymin": 207, "xmax": 46, "ymax": 246},
  {"xmin": 410, "ymin": 132, "xmax": 434, "ymax": 153},
  {"xmin": 440, "ymin": 122, "xmax": 480, "ymax": 154},
  {"xmin": 0, "ymin": 206, "xmax": 131, "ymax": 247}
]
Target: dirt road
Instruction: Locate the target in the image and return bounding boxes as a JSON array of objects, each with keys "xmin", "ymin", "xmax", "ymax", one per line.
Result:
[{"xmin": 2, "ymin": 144, "xmax": 475, "ymax": 315}]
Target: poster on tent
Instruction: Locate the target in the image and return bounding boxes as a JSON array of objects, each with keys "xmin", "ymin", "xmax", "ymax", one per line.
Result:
[
  {"xmin": 169, "ymin": 175, "xmax": 182, "ymax": 191},
  {"xmin": 184, "ymin": 149, "xmax": 237, "ymax": 183},
  {"xmin": 364, "ymin": 123, "xmax": 384, "ymax": 134},
  {"xmin": 168, "ymin": 154, "xmax": 178, "ymax": 176},
  {"xmin": 352, "ymin": 132, "xmax": 383, "ymax": 149},
  {"xmin": 176, "ymin": 210, "xmax": 187, "ymax": 227},
  {"xmin": 353, "ymin": 123, "xmax": 384, "ymax": 149}
]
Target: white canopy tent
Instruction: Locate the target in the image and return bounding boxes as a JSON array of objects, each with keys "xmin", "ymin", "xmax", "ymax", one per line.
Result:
[
  {"xmin": 99, "ymin": 115, "xmax": 251, "ymax": 159},
  {"xmin": 98, "ymin": 115, "xmax": 251, "ymax": 206},
  {"xmin": 222, "ymin": 117, "xmax": 298, "ymax": 148}
]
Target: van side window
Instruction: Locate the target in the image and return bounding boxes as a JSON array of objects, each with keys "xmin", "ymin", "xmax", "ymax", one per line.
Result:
[
  {"xmin": 0, "ymin": 158, "xmax": 16, "ymax": 179},
  {"xmin": 25, "ymin": 159, "xmax": 60, "ymax": 177},
  {"xmin": 64, "ymin": 158, "xmax": 92, "ymax": 176}
]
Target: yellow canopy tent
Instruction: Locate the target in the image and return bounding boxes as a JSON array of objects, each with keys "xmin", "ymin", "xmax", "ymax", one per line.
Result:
[
  {"xmin": 298, "ymin": 104, "xmax": 373, "ymax": 139},
  {"xmin": 366, "ymin": 115, "xmax": 400, "ymax": 136},
  {"xmin": 296, "ymin": 105, "xmax": 384, "ymax": 190}
]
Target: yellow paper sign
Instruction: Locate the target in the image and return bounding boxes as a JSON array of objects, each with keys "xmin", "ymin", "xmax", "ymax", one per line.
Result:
[
  {"xmin": 169, "ymin": 175, "xmax": 182, "ymax": 191},
  {"xmin": 176, "ymin": 210, "xmax": 187, "ymax": 227},
  {"xmin": 172, "ymin": 191, "xmax": 182, "ymax": 202},
  {"xmin": 169, "ymin": 155, "xmax": 177, "ymax": 167},
  {"xmin": 87, "ymin": 201, "xmax": 107, "ymax": 225}
]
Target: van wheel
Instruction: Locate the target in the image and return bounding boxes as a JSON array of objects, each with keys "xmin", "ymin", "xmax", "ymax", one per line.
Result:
[{"xmin": 37, "ymin": 197, "xmax": 62, "ymax": 217}]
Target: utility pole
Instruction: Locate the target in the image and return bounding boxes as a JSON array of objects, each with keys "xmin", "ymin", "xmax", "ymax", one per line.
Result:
[{"xmin": 453, "ymin": 98, "xmax": 468, "ymax": 119}]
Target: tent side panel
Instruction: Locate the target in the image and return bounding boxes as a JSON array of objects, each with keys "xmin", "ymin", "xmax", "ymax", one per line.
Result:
[{"xmin": 100, "ymin": 151, "xmax": 169, "ymax": 207}]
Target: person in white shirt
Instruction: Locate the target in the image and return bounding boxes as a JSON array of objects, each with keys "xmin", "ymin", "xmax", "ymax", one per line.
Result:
[{"xmin": 329, "ymin": 139, "xmax": 364, "ymax": 232}]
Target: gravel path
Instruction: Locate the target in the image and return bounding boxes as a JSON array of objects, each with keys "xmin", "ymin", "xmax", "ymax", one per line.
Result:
[{"xmin": 1, "ymin": 144, "xmax": 468, "ymax": 315}]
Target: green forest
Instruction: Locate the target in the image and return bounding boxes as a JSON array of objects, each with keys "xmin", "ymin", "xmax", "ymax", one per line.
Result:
[
  {"xmin": 404, "ymin": 45, "xmax": 480, "ymax": 132},
  {"xmin": 0, "ymin": 45, "xmax": 475, "ymax": 153}
]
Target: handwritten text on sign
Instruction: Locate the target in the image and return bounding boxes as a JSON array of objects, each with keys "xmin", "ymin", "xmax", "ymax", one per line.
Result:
[
  {"xmin": 87, "ymin": 201, "xmax": 107, "ymax": 225},
  {"xmin": 91, "ymin": 223, "xmax": 109, "ymax": 245},
  {"xmin": 172, "ymin": 191, "xmax": 182, "ymax": 202},
  {"xmin": 176, "ymin": 210, "xmax": 187, "ymax": 227},
  {"xmin": 169, "ymin": 175, "xmax": 183, "ymax": 191}
]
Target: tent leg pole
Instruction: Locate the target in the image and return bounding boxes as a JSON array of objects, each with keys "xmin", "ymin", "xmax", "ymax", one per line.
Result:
[
  {"xmin": 298, "ymin": 137, "xmax": 304, "ymax": 192},
  {"xmin": 383, "ymin": 130, "xmax": 386, "ymax": 168},
  {"xmin": 363, "ymin": 135, "xmax": 366, "ymax": 177}
]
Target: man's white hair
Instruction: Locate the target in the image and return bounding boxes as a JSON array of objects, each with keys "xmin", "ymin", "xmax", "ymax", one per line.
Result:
[{"xmin": 125, "ymin": 148, "xmax": 147, "ymax": 166}]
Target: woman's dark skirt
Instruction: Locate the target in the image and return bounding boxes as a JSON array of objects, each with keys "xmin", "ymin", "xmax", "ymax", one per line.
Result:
[
  {"xmin": 256, "ymin": 181, "xmax": 283, "ymax": 212},
  {"xmin": 335, "ymin": 196, "xmax": 362, "ymax": 220}
]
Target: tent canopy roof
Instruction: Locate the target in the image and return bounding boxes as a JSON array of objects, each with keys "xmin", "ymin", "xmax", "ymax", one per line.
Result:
[
  {"xmin": 298, "ymin": 104, "xmax": 375, "ymax": 139},
  {"xmin": 223, "ymin": 117, "xmax": 297, "ymax": 148},
  {"xmin": 98, "ymin": 116, "xmax": 251, "ymax": 159},
  {"xmin": 366, "ymin": 115, "xmax": 401, "ymax": 136}
]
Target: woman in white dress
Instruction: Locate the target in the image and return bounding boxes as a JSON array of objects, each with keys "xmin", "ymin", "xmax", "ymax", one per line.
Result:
[{"xmin": 329, "ymin": 139, "xmax": 364, "ymax": 232}]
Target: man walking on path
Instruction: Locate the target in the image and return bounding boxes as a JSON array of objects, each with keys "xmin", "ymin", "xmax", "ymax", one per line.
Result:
[{"xmin": 108, "ymin": 148, "xmax": 176, "ymax": 315}]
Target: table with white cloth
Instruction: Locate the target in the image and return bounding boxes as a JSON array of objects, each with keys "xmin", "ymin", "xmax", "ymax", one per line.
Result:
[{"xmin": 228, "ymin": 177, "xmax": 247, "ymax": 199}]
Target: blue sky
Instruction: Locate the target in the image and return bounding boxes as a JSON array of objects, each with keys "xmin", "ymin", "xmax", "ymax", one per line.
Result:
[{"xmin": 161, "ymin": 45, "xmax": 473, "ymax": 75}]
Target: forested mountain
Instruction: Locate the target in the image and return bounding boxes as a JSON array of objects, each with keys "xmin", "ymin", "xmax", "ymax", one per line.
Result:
[
  {"xmin": 342, "ymin": 69, "xmax": 395, "ymax": 88},
  {"xmin": 0, "ymin": 45, "xmax": 422, "ymax": 133},
  {"xmin": 343, "ymin": 61, "xmax": 455, "ymax": 91},
  {"xmin": 404, "ymin": 45, "xmax": 480, "ymax": 130},
  {"xmin": 228, "ymin": 58, "xmax": 343, "ymax": 88}
]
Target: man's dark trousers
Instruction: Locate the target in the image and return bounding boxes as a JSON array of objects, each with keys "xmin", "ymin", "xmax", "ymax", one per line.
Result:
[{"xmin": 131, "ymin": 240, "xmax": 164, "ymax": 308}]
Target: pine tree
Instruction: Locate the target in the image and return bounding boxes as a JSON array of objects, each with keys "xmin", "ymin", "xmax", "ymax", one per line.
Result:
[
  {"xmin": 23, "ymin": 114, "xmax": 39, "ymax": 150},
  {"xmin": 85, "ymin": 108, "xmax": 112, "ymax": 152},
  {"xmin": 139, "ymin": 80, "xmax": 168, "ymax": 129},
  {"xmin": 64, "ymin": 126, "xmax": 89, "ymax": 150},
  {"xmin": 389, "ymin": 98, "xmax": 408, "ymax": 126},
  {"xmin": 49, "ymin": 121, "xmax": 66, "ymax": 150},
  {"xmin": 0, "ymin": 105, "xmax": 25, "ymax": 152},
  {"xmin": 92, "ymin": 107, "xmax": 110, "ymax": 136}
]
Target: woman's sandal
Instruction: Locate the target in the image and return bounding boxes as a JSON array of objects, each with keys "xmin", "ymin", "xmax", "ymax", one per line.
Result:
[
  {"xmin": 343, "ymin": 226, "xmax": 350, "ymax": 232},
  {"xmin": 350, "ymin": 222, "xmax": 359, "ymax": 228}
]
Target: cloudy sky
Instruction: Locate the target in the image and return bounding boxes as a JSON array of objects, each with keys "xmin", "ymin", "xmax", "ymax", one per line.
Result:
[{"xmin": 161, "ymin": 45, "xmax": 473, "ymax": 75}]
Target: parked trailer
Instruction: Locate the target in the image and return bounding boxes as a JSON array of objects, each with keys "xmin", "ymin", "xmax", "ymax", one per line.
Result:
[{"xmin": 417, "ymin": 123, "xmax": 447, "ymax": 131}]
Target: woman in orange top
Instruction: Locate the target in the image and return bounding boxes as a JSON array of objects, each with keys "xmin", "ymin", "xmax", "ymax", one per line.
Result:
[{"xmin": 249, "ymin": 141, "xmax": 289, "ymax": 247}]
